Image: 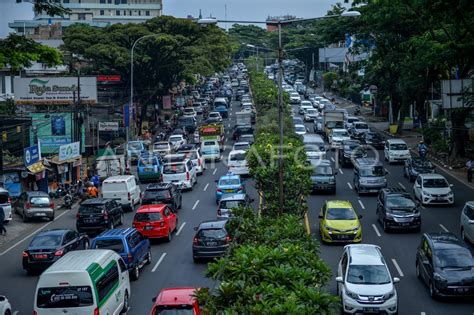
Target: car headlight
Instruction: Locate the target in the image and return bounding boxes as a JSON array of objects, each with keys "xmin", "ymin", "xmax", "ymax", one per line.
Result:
[
  {"xmin": 325, "ymin": 225, "xmax": 338, "ymax": 232},
  {"xmin": 386, "ymin": 212, "xmax": 395, "ymax": 219},
  {"xmin": 434, "ymin": 273, "xmax": 447, "ymax": 283},
  {"xmin": 346, "ymin": 289, "xmax": 359, "ymax": 300},
  {"xmin": 348, "ymin": 226, "xmax": 360, "ymax": 232},
  {"xmin": 359, "ymin": 179, "xmax": 367, "ymax": 184},
  {"xmin": 423, "ymin": 191, "xmax": 432, "ymax": 197},
  {"xmin": 383, "ymin": 290, "xmax": 395, "ymax": 300},
  {"xmin": 413, "ymin": 209, "xmax": 421, "ymax": 217},
  {"xmin": 448, "ymin": 191, "xmax": 453, "ymax": 196}
]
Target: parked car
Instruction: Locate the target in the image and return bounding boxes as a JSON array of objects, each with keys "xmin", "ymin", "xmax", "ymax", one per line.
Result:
[
  {"xmin": 0, "ymin": 188, "xmax": 12, "ymax": 223},
  {"xmin": 14, "ymin": 191, "xmax": 54, "ymax": 222},
  {"xmin": 141, "ymin": 183, "xmax": 182, "ymax": 210},
  {"xmin": 217, "ymin": 194, "xmax": 253, "ymax": 219},
  {"xmin": 23, "ymin": 229, "xmax": 89, "ymax": 274},
  {"xmin": 133, "ymin": 204, "xmax": 178, "ymax": 242},
  {"xmin": 319, "ymin": 200, "xmax": 362, "ymax": 243},
  {"xmin": 337, "ymin": 244, "xmax": 399, "ymax": 314},
  {"xmin": 413, "ymin": 173, "xmax": 454, "ymax": 206},
  {"xmin": 416, "ymin": 232, "xmax": 474, "ymax": 298},
  {"xmin": 404, "ymin": 157, "xmax": 436, "ymax": 182},
  {"xmin": 460, "ymin": 201, "xmax": 474, "ymax": 243},
  {"xmin": 150, "ymin": 287, "xmax": 201, "ymax": 315},
  {"xmin": 192, "ymin": 220, "xmax": 230, "ymax": 263},
  {"xmin": 91, "ymin": 227, "xmax": 151, "ymax": 280},
  {"xmin": 376, "ymin": 188, "xmax": 421, "ymax": 232},
  {"xmin": 76, "ymin": 198, "xmax": 124, "ymax": 234}
]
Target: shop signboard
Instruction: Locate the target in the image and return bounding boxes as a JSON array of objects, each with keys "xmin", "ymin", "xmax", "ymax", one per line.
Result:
[
  {"xmin": 14, "ymin": 77, "xmax": 97, "ymax": 105},
  {"xmin": 98, "ymin": 122, "xmax": 119, "ymax": 132},
  {"xmin": 59, "ymin": 141, "xmax": 80, "ymax": 161},
  {"xmin": 24, "ymin": 145, "xmax": 40, "ymax": 167}
]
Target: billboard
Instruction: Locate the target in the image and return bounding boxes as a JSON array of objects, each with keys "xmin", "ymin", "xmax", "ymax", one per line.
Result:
[
  {"xmin": 441, "ymin": 79, "xmax": 473, "ymax": 109},
  {"xmin": 59, "ymin": 142, "xmax": 80, "ymax": 161},
  {"xmin": 14, "ymin": 76, "xmax": 97, "ymax": 105},
  {"xmin": 24, "ymin": 145, "xmax": 40, "ymax": 167}
]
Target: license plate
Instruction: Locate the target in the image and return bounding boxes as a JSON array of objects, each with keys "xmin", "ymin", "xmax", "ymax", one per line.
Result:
[
  {"xmin": 363, "ymin": 308, "xmax": 379, "ymax": 313},
  {"xmin": 225, "ymin": 189, "xmax": 234, "ymax": 193},
  {"xmin": 145, "ymin": 167, "xmax": 153, "ymax": 171},
  {"xmin": 400, "ymin": 222, "xmax": 411, "ymax": 226},
  {"xmin": 34, "ymin": 254, "xmax": 48, "ymax": 259},
  {"xmin": 144, "ymin": 226, "xmax": 154, "ymax": 230},
  {"xmin": 34, "ymin": 213, "xmax": 46, "ymax": 216},
  {"xmin": 84, "ymin": 219, "xmax": 96, "ymax": 223},
  {"xmin": 337, "ymin": 235, "xmax": 350, "ymax": 239},
  {"xmin": 455, "ymin": 288, "xmax": 468, "ymax": 293},
  {"xmin": 206, "ymin": 242, "xmax": 217, "ymax": 246}
]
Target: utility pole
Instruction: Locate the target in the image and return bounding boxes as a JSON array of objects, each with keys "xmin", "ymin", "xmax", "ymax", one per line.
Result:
[{"xmin": 277, "ymin": 22, "xmax": 284, "ymax": 215}]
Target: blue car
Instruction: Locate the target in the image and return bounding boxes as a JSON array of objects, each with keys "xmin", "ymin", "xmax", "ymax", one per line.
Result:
[
  {"xmin": 137, "ymin": 152, "xmax": 161, "ymax": 182},
  {"xmin": 90, "ymin": 228, "xmax": 151, "ymax": 280},
  {"xmin": 214, "ymin": 105, "xmax": 228, "ymax": 119},
  {"xmin": 215, "ymin": 172, "xmax": 246, "ymax": 203}
]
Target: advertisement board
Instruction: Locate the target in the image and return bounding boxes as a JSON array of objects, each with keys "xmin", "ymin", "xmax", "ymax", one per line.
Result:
[
  {"xmin": 59, "ymin": 142, "xmax": 80, "ymax": 161},
  {"xmin": 98, "ymin": 122, "xmax": 119, "ymax": 131},
  {"xmin": 24, "ymin": 145, "xmax": 40, "ymax": 167},
  {"xmin": 14, "ymin": 77, "xmax": 97, "ymax": 105}
]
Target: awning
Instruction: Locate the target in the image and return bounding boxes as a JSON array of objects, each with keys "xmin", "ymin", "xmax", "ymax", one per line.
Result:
[
  {"xmin": 47, "ymin": 155, "xmax": 82, "ymax": 165},
  {"xmin": 27, "ymin": 161, "xmax": 46, "ymax": 174}
]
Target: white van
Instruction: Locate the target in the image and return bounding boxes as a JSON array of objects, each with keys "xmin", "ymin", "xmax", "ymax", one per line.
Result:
[
  {"xmin": 102, "ymin": 175, "xmax": 141, "ymax": 211},
  {"xmin": 384, "ymin": 139, "xmax": 411, "ymax": 164},
  {"xmin": 228, "ymin": 150, "xmax": 249, "ymax": 176},
  {"xmin": 201, "ymin": 140, "xmax": 221, "ymax": 161},
  {"xmin": 162, "ymin": 159, "xmax": 197, "ymax": 190},
  {"xmin": 34, "ymin": 249, "xmax": 130, "ymax": 315},
  {"xmin": 214, "ymin": 97, "xmax": 228, "ymax": 108},
  {"xmin": 302, "ymin": 134, "xmax": 326, "ymax": 159}
]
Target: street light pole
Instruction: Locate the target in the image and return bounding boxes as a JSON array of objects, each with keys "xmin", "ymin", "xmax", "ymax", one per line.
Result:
[
  {"xmin": 277, "ymin": 22, "xmax": 284, "ymax": 214},
  {"xmin": 130, "ymin": 34, "xmax": 162, "ymax": 142}
]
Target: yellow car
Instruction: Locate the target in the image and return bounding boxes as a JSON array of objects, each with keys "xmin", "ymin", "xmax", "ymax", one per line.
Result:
[{"xmin": 319, "ymin": 200, "xmax": 362, "ymax": 243}]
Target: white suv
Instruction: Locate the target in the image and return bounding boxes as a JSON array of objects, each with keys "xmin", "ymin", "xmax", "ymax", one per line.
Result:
[{"xmin": 336, "ymin": 244, "xmax": 399, "ymax": 315}]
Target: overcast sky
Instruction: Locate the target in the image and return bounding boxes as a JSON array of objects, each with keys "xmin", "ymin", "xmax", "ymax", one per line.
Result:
[{"xmin": 0, "ymin": 0, "xmax": 348, "ymax": 38}]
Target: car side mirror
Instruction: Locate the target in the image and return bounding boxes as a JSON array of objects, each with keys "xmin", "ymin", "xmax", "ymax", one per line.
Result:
[
  {"xmin": 449, "ymin": 184, "xmax": 453, "ymax": 188},
  {"xmin": 152, "ymin": 297, "xmax": 157, "ymax": 303},
  {"xmin": 358, "ymin": 214, "xmax": 363, "ymax": 219},
  {"xmin": 335, "ymin": 276, "xmax": 343, "ymax": 283},
  {"xmin": 393, "ymin": 277, "xmax": 400, "ymax": 284},
  {"xmin": 318, "ymin": 214, "xmax": 323, "ymax": 219},
  {"xmin": 415, "ymin": 183, "xmax": 421, "ymax": 188}
]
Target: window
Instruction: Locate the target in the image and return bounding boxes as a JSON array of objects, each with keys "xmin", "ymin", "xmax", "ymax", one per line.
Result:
[
  {"xmin": 464, "ymin": 204, "xmax": 474, "ymax": 220},
  {"xmin": 163, "ymin": 207, "xmax": 170, "ymax": 217},
  {"xmin": 100, "ymin": 10, "xmax": 104, "ymax": 15},
  {"xmin": 127, "ymin": 233, "xmax": 138, "ymax": 248},
  {"xmin": 94, "ymin": 239, "xmax": 125, "ymax": 253},
  {"xmin": 146, "ymin": 10, "xmax": 150, "ymax": 16},
  {"xmin": 121, "ymin": 0, "xmax": 127, "ymax": 3},
  {"xmin": 108, "ymin": 0, "xmax": 112, "ymax": 3},
  {"xmin": 63, "ymin": 0, "xmax": 70, "ymax": 3},
  {"xmin": 37, "ymin": 286, "xmax": 93, "ymax": 308},
  {"xmin": 100, "ymin": 0, "xmax": 105, "ymax": 3},
  {"xmin": 118, "ymin": 258, "xmax": 126, "ymax": 272},
  {"xmin": 78, "ymin": 13, "xmax": 86, "ymax": 20},
  {"xmin": 138, "ymin": 10, "xmax": 141, "ymax": 16},
  {"xmin": 123, "ymin": 10, "xmax": 126, "ymax": 16},
  {"xmin": 116, "ymin": 10, "xmax": 120, "ymax": 16},
  {"xmin": 96, "ymin": 264, "xmax": 119, "ymax": 303},
  {"xmin": 114, "ymin": 0, "xmax": 120, "ymax": 4},
  {"xmin": 341, "ymin": 253, "xmax": 348, "ymax": 278}
]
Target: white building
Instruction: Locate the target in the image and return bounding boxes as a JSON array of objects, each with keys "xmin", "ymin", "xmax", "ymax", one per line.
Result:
[{"xmin": 9, "ymin": 0, "xmax": 162, "ymax": 35}]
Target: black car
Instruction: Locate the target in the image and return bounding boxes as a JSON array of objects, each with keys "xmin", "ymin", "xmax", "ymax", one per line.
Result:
[
  {"xmin": 22, "ymin": 229, "xmax": 89, "ymax": 274},
  {"xmin": 76, "ymin": 198, "xmax": 124, "ymax": 234},
  {"xmin": 192, "ymin": 220, "xmax": 230, "ymax": 263},
  {"xmin": 232, "ymin": 125, "xmax": 253, "ymax": 140},
  {"xmin": 178, "ymin": 116, "xmax": 196, "ymax": 134},
  {"xmin": 339, "ymin": 140, "xmax": 367, "ymax": 167},
  {"xmin": 141, "ymin": 183, "xmax": 182, "ymax": 210},
  {"xmin": 404, "ymin": 157, "xmax": 436, "ymax": 182},
  {"xmin": 376, "ymin": 188, "xmax": 421, "ymax": 232},
  {"xmin": 361, "ymin": 132, "xmax": 385, "ymax": 149},
  {"xmin": 416, "ymin": 232, "xmax": 474, "ymax": 299}
]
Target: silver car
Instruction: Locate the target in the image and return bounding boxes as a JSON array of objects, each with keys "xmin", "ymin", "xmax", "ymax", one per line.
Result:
[
  {"xmin": 14, "ymin": 191, "xmax": 54, "ymax": 222},
  {"xmin": 461, "ymin": 201, "xmax": 474, "ymax": 243},
  {"xmin": 0, "ymin": 188, "xmax": 12, "ymax": 223}
]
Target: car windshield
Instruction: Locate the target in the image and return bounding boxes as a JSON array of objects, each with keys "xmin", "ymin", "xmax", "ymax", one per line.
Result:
[
  {"xmin": 435, "ymin": 248, "xmax": 474, "ymax": 269},
  {"xmin": 355, "ymin": 124, "xmax": 369, "ymax": 129},
  {"xmin": 293, "ymin": 118, "xmax": 303, "ymax": 124},
  {"xmin": 423, "ymin": 178, "xmax": 449, "ymax": 188},
  {"xmin": 169, "ymin": 136, "xmax": 182, "ymax": 142},
  {"xmin": 366, "ymin": 133, "xmax": 382, "ymax": 140},
  {"xmin": 390, "ymin": 143, "xmax": 407, "ymax": 150},
  {"xmin": 344, "ymin": 143, "xmax": 359, "ymax": 150},
  {"xmin": 305, "ymin": 144, "xmax": 321, "ymax": 152},
  {"xmin": 93, "ymin": 239, "xmax": 124, "ymax": 253},
  {"xmin": 134, "ymin": 212, "xmax": 163, "ymax": 222},
  {"xmin": 30, "ymin": 197, "xmax": 50, "ymax": 205},
  {"xmin": 234, "ymin": 144, "xmax": 250, "ymax": 151},
  {"xmin": 413, "ymin": 159, "xmax": 433, "ymax": 168},
  {"xmin": 163, "ymin": 163, "xmax": 186, "ymax": 174},
  {"xmin": 30, "ymin": 234, "xmax": 62, "ymax": 247},
  {"xmin": 220, "ymin": 200, "xmax": 245, "ymax": 209},
  {"xmin": 37, "ymin": 286, "xmax": 93, "ymax": 308},
  {"xmin": 230, "ymin": 153, "xmax": 246, "ymax": 161},
  {"xmin": 203, "ymin": 141, "xmax": 218, "ymax": 146},
  {"xmin": 219, "ymin": 178, "xmax": 240, "ymax": 186},
  {"xmin": 198, "ymin": 228, "xmax": 227, "ymax": 240},
  {"xmin": 347, "ymin": 265, "xmax": 391, "ymax": 285},
  {"xmin": 333, "ymin": 131, "xmax": 349, "ymax": 137},
  {"xmin": 386, "ymin": 195, "xmax": 416, "ymax": 209},
  {"xmin": 127, "ymin": 142, "xmax": 142, "ymax": 150},
  {"xmin": 360, "ymin": 166, "xmax": 385, "ymax": 177},
  {"xmin": 295, "ymin": 126, "xmax": 306, "ymax": 132},
  {"xmin": 179, "ymin": 117, "xmax": 194, "ymax": 124},
  {"xmin": 144, "ymin": 190, "xmax": 171, "ymax": 199},
  {"xmin": 154, "ymin": 143, "xmax": 169, "ymax": 150},
  {"xmin": 79, "ymin": 205, "xmax": 103, "ymax": 214},
  {"xmin": 314, "ymin": 166, "xmax": 333, "ymax": 176},
  {"xmin": 326, "ymin": 207, "xmax": 357, "ymax": 220}
]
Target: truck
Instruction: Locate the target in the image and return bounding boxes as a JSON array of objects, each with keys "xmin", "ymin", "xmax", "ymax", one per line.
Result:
[
  {"xmin": 198, "ymin": 124, "xmax": 225, "ymax": 152},
  {"xmin": 322, "ymin": 109, "xmax": 346, "ymax": 140},
  {"xmin": 235, "ymin": 111, "xmax": 252, "ymax": 126},
  {"xmin": 95, "ymin": 149, "xmax": 126, "ymax": 180}
]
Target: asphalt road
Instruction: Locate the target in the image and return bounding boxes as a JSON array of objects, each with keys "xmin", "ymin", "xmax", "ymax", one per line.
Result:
[{"xmin": 298, "ymin": 103, "xmax": 474, "ymax": 315}]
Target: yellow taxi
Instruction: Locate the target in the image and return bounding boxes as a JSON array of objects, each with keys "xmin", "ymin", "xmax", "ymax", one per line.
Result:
[{"xmin": 319, "ymin": 200, "xmax": 362, "ymax": 243}]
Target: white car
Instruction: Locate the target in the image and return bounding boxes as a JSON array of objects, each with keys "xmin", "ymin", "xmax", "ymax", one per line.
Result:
[
  {"xmin": 289, "ymin": 92, "xmax": 301, "ymax": 104},
  {"xmin": 168, "ymin": 134, "xmax": 187, "ymax": 151},
  {"xmin": 299, "ymin": 104, "xmax": 313, "ymax": 115},
  {"xmin": 0, "ymin": 296, "xmax": 11, "ymax": 315},
  {"xmin": 152, "ymin": 141, "xmax": 172, "ymax": 156},
  {"xmin": 162, "ymin": 158, "xmax": 197, "ymax": 190},
  {"xmin": 304, "ymin": 108, "xmax": 319, "ymax": 122},
  {"xmin": 231, "ymin": 79, "xmax": 239, "ymax": 87},
  {"xmin": 182, "ymin": 107, "xmax": 197, "ymax": 117},
  {"xmin": 337, "ymin": 244, "xmax": 399, "ymax": 315},
  {"xmin": 201, "ymin": 139, "xmax": 221, "ymax": 161},
  {"xmin": 208, "ymin": 112, "xmax": 222, "ymax": 122},
  {"xmin": 233, "ymin": 142, "xmax": 251, "ymax": 151},
  {"xmin": 413, "ymin": 173, "xmax": 454, "ymax": 206},
  {"xmin": 228, "ymin": 150, "xmax": 249, "ymax": 176},
  {"xmin": 345, "ymin": 116, "xmax": 360, "ymax": 129},
  {"xmin": 0, "ymin": 188, "xmax": 12, "ymax": 223},
  {"xmin": 294, "ymin": 124, "xmax": 308, "ymax": 136},
  {"xmin": 329, "ymin": 128, "xmax": 351, "ymax": 149},
  {"xmin": 384, "ymin": 139, "xmax": 410, "ymax": 164},
  {"xmin": 460, "ymin": 201, "xmax": 474, "ymax": 243}
]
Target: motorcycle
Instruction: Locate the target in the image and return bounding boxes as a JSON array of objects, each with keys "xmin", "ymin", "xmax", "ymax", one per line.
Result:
[{"xmin": 354, "ymin": 105, "xmax": 361, "ymax": 116}]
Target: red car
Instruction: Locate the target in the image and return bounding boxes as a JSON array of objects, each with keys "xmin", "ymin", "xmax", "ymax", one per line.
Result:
[
  {"xmin": 150, "ymin": 287, "xmax": 201, "ymax": 315},
  {"xmin": 133, "ymin": 204, "xmax": 178, "ymax": 242}
]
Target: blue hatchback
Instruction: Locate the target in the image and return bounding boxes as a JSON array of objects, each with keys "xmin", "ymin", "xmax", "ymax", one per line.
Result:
[
  {"xmin": 90, "ymin": 227, "xmax": 151, "ymax": 280},
  {"xmin": 215, "ymin": 172, "xmax": 246, "ymax": 203}
]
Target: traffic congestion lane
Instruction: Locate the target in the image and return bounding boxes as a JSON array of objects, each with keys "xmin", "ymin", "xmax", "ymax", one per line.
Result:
[{"xmin": 297, "ymin": 106, "xmax": 474, "ymax": 314}]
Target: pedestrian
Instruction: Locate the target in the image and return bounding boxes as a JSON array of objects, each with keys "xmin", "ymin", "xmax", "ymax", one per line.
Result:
[
  {"xmin": 466, "ymin": 159, "xmax": 473, "ymax": 183},
  {"xmin": 0, "ymin": 206, "xmax": 6, "ymax": 236},
  {"xmin": 87, "ymin": 184, "xmax": 99, "ymax": 198},
  {"xmin": 92, "ymin": 174, "xmax": 100, "ymax": 189}
]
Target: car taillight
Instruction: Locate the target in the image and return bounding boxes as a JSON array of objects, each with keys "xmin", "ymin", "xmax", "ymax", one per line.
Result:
[
  {"xmin": 217, "ymin": 208, "xmax": 221, "ymax": 215},
  {"xmin": 26, "ymin": 202, "xmax": 31, "ymax": 209},
  {"xmin": 76, "ymin": 212, "xmax": 80, "ymax": 219},
  {"xmin": 237, "ymin": 186, "xmax": 243, "ymax": 191},
  {"xmin": 102, "ymin": 210, "xmax": 109, "ymax": 220},
  {"xmin": 50, "ymin": 201, "xmax": 55, "ymax": 209},
  {"xmin": 193, "ymin": 237, "xmax": 200, "ymax": 245},
  {"xmin": 8, "ymin": 197, "xmax": 11, "ymax": 204},
  {"xmin": 94, "ymin": 308, "xmax": 99, "ymax": 315},
  {"xmin": 226, "ymin": 236, "xmax": 231, "ymax": 243},
  {"xmin": 22, "ymin": 251, "xmax": 29, "ymax": 258},
  {"xmin": 198, "ymin": 159, "xmax": 201, "ymax": 166},
  {"xmin": 54, "ymin": 249, "xmax": 64, "ymax": 257},
  {"xmin": 127, "ymin": 253, "xmax": 133, "ymax": 262},
  {"xmin": 33, "ymin": 312, "xmax": 38, "ymax": 315},
  {"xmin": 186, "ymin": 172, "xmax": 190, "ymax": 181},
  {"xmin": 216, "ymin": 188, "xmax": 222, "ymax": 192},
  {"xmin": 128, "ymin": 192, "xmax": 131, "ymax": 200}
]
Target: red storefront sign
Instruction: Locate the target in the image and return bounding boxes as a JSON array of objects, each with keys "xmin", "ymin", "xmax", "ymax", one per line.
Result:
[{"xmin": 97, "ymin": 75, "xmax": 121, "ymax": 82}]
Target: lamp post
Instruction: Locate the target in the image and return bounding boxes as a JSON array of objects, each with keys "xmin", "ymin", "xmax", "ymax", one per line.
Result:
[
  {"xmin": 198, "ymin": 11, "xmax": 360, "ymax": 214},
  {"xmin": 129, "ymin": 34, "xmax": 162, "ymax": 142}
]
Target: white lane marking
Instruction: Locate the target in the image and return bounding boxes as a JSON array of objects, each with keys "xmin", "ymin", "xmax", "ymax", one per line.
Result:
[
  {"xmin": 203, "ymin": 183, "xmax": 209, "ymax": 191},
  {"xmin": 213, "ymin": 168, "xmax": 217, "ymax": 175},
  {"xmin": 225, "ymin": 137, "xmax": 228, "ymax": 142},
  {"xmin": 358, "ymin": 199, "xmax": 366, "ymax": 210},
  {"xmin": 391, "ymin": 259, "xmax": 405, "ymax": 277},
  {"xmin": 192, "ymin": 200, "xmax": 200, "ymax": 210},
  {"xmin": 0, "ymin": 209, "xmax": 71, "ymax": 256},
  {"xmin": 228, "ymin": 123, "xmax": 231, "ymax": 127},
  {"xmin": 386, "ymin": 169, "xmax": 391, "ymax": 175},
  {"xmin": 330, "ymin": 157, "xmax": 335, "ymax": 162},
  {"xmin": 176, "ymin": 222, "xmax": 186, "ymax": 236},
  {"xmin": 338, "ymin": 168, "xmax": 344, "ymax": 175},
  {"xmin": 372, "ymin": 224, "xmax": 381, "ymax": 237},
  {"xmin": 439, "ymin": 224, "xmax": 449, "ymax": 232},
  {"xmin": 347, "ymin": 182, "xmax": 353, "ymax": 190},
  {"xmin": 151, "ymin": 252, "xmax": 167, "ymax": 272},
  {"xmin": 398, "ymin": 182, "xmax": 406, "ymax": 190},
  {"xmin": 420, "ymin": 312, "xmax": 426, "ymax": 315}
]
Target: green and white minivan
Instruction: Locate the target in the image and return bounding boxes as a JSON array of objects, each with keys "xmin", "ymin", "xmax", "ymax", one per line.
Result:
[{"xmin": 34, "ymin": 249, "xmax": 131, "ymax": 315}]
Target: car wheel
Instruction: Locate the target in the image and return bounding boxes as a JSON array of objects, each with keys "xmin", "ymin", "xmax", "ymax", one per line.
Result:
[
  {"xmin": 120, "ymin": 291, "xmax": 130, "ymax": 314},
  {"xmin": 383, "ymin": 220, "xmax": 389, "ymax": 232},
  {"xmin": 83, "ymin": 239, "xmax": 90, "ymax": 250},
  {"xmin": 49, "ymin": 214, "xmax": 55, "ymax": 222},
  {"xmin": 429, "ymin": 281, "xmax": 438, "ymax": 299},
  {"xmin": 461, "ymin": 228, "xmax": 469, "ymax": 243},
  {"xmin": 145, "ymin": 249, "xmax": 152, "ymax": 265},
  {"xmin": 166, "ymin": 229, "xmax": 172, "ymax": 242},
  {"xmin": 22, "ymin": 213, "xmax": 28, "ymax": 223},
  {"xmin": 131, "ymin": 265, "xmax": 140, "ymax": 281},
  {"xmin": 109, "ymin": 222, "xmax": 115, "ymax": 230},
  {"xmin": 416, "ymin": 262, "xmax": 422, "ymax": 279},
  {"xmin": 193, "ymin": 256, "xmax": 200, "ymax": 263},
  {"xmin": 5, "ymin": 310, "xmax": 11, "ymax": 315},
  {"xmin": 119, "ymin": 213, "xmax": 124, "ymax": 226}
]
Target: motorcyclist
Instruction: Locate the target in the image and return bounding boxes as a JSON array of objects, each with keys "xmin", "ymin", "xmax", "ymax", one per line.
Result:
[{"xmin": 418, "ymin": 140, "xmax": 428, "ymax": 159}]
